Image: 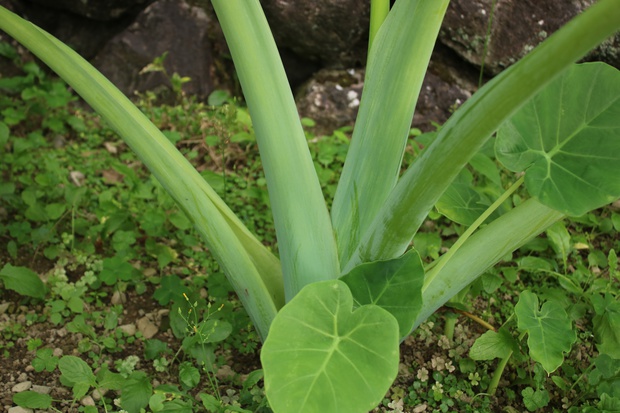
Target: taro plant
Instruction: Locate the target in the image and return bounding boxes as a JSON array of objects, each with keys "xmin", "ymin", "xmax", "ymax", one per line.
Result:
[{"xmin": 1, "ymin": 0, "xmax": 620, "ymax": 412}]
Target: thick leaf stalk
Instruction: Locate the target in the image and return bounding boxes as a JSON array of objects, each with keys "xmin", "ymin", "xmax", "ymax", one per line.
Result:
[
  {"xmin": 368, "ymin": 0, "xmax": 390, "ymax": 50},
  {"xmin": 346, "ymin": 0, "xmax": 620, "ymax": 270},
  {"xmin": 413, "ymin": 198, "xmax": 564, "ymax": 331},
  {"xmin": 331, "ymin": 0, "xmax": 450, "ymax": 267},
  {"xmin": 0, "ymin": 6, "xmax": 282, "ymax": 339},
  {"xmin": 211, "ymin": 0, "xmax": 340, "ymax": 300}
]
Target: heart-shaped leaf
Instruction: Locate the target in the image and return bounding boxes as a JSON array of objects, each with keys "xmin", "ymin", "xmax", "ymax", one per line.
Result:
[
  {"xmin": 515, "ymin": 291, "xmax": 576, "ymax": 373},
  {"xmin": 340, "ymin": 249, "xmax": 424, "ymax": 338},
  {"xmin": 261, "ymin": 280, "xmax": 399, "ymax": 413},
  {"xmin": 496, "ymin": 62, "xmax": 620, "ymax": 216}
]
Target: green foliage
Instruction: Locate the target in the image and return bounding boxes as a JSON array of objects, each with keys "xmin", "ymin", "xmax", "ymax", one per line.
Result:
[
  {"xmin": 261, "ymin": 280, "xmax": 399, "ymax": 413},
  {"xmin": 121, "ymin": 371, "xmax": 153, "ymax": 413},
  {"xmin": 496, "ymin": 63, "xmax": 620, "ymax": 216},
  {"xmin": 13, "ymin": 391, "xmax": 53, "ymax": 409},
  {"xmin": 591, "ymin": 293, "xmax": 620, "ymax": 358},
  {"xmin": 522, "ymin": 387, "xmax": 551, "ymax": 411},
  {"xmin": 469, "ymin": 328, "xmax": 519, "ymax": 361},
  {"xmin": 58, "ymin": 355, "xmax": 97, "ymax": 398},
  {"xmin": 340, "ymin": 249, "xmax": 425, "ymax": 337},
  {"xmin": 515, "ymin": 291, "xmax": 577, "ymax": 373},
  {"xmin": 0, "ymin": 263, "xmax": 47, "ymax": 298},
  {"xmin": 31, "ymin": 348, "xmax": 59, "ymax": 372},
  {"xmin": 1, "ymin": 1, "xmax": 619, "ymax": 412}
]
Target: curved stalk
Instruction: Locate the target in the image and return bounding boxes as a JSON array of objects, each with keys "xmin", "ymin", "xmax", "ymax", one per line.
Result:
[
  {"xmin": 0, "ymin": 6, "xmax": 282, "ymax": 339},
  {"xmin": 412, "ymin": 198, "xmax": 565, "ymax": 332},
  {"xmin": 346, "ymin": 0, "xmax": 620, "ymax": 270},
  {"xmin": 212, "ymin": 0, "xmax": 340, "ymax": 300},
  {"xmin": 332, "ymin": 0, "xmax": 450, "ymax": 267},
  {"xmin": 368, "ymin": 0, "xmax": 390, "ymax": 51},
  {"xmin": 424, "ymin": 176, "xmax": 524, "ymax": 289}
]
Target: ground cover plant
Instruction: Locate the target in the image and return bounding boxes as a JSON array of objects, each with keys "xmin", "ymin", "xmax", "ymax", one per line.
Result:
[{"xmin": 1, "ymin": 0, "xmax": 620, "ymax": 412}]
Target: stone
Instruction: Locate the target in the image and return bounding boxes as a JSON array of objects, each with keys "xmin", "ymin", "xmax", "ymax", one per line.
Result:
[
  {"xmin": 296, "ymin": 60, "xmax": 473, "ymax": 135},
  {"xmin": 26, "ymin": 0, "xmax": 152, "ymax": 21},
  {"xmin": 119, "ymin": 323, "xmax": 137, "ymax": 336},
  {"xmin": 0, "ymin": 302, "xmax": 9, "ymax": 315},
  {"xmin": 81, "ymin": 395, "xmax": 95, "ymax": 406},
  {"xmin": 91, "ymin": 0, "xmax": 217, "ymax": 100},
  {"xmin": 111, "ymin": 290, "xmax": 126, "ymax": 305},
  {"xmin": 31, "ymin": 385, "xmax": 51, "ymax": 394},
  {"xmin": 137, "ymin": 316, "xmax": 158, "ymax": 339},
  {"xmin": 5, "ymin": 0, "xmax": 133, "ymax": 59},
  {"xmin": 8, "ymin": 407, "xmax": 33, "ymax": 413},
  {"xmin": 91, "ymin": 388, "xmax": 107, "ymax": 400},
  {"xmin": 216, "ymin": 364, "xmax": 235, "ymax": 381},
  {"xmin": 412, "ymin": 69, "xmax": 472, "ymax": 132},
  {"xmin": 11, "ymin": 381, "xmax": 32, "ymax": 393},
  {"xmin": 439, "ymin": 0, "xmax": 620, "ymax": 75},
  {"xmin": 296, "ymin": 68, "xmax": 364, "ymax": 135},
  {"xmin": 260, "ymin": 0, "xmax": 370, "ymax": 67}
]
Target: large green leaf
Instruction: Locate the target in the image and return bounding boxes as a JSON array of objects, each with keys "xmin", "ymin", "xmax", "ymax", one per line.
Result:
[
  {"xmin": 496, "ymin": 63, "xmax": 620, "ymax": 216},
  {"xmin": 261, "ymin": 280, "xmax": 399, "ymax": 413},
  {"xmin": 0, "ymin": 264, "xmax": 47, "ymax": 299},
  {"xmin": 515, "ymin": 290, "xmax": 576, "ymax": 373},
  {"xmin": 340, "ymin": 249, "xmax": 424, "ymax": 338}
]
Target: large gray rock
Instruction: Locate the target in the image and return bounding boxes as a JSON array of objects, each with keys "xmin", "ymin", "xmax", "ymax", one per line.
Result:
[
  {"xmin": 26, "ymin": 0, "xmax": 152, "ymax": 21},
  {"xmin": 9, "ymin": 0, "xmax": 131, "ymax": 59},
  {"xmin": 296, "ymin": 61, "xmax": 472, "ymax": 134},
  {"xmin": 260, "ymin": 0, "xmax": 370, "ymax": 67},
  {"xmin": 91, "ymin": 0, "xmax": 216, "ymax": 100},
  {"xmin": 296, "ymin": 68, "xmax": 365, "ymax": 135},
  {"xmin": 440, "ymin": 0, "xmax": 619, "ymax": 75}
]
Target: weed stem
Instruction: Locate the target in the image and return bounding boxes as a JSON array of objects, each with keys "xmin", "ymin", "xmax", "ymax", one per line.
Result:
[{"xmin": 425, "ymin": 176, "xmax": 525, "ymax": 289}]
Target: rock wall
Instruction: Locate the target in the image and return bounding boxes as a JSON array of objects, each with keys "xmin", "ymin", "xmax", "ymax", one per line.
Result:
[{"xmin": 1, "ymin": 0, "xmax": 618, "ymax": 131}]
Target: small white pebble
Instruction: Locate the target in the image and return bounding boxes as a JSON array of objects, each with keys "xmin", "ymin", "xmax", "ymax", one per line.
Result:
[
  {"xmin": 31, "ymin": 385, "xmax": 51, "ymax": 394},
  {"xmin": 119, "ymin": 324, "xmax": 136, "ymax": 336},
  {"xmin": 81, "ymin": 395, "xmax": 95, "ymax": 406},
  {"xmin": 8, "ymin": 407, "xmax": 33, "ymax": 413},
  {"xmin": 11, "ymin": 381, "xmax": 32, "ymax": 393}
]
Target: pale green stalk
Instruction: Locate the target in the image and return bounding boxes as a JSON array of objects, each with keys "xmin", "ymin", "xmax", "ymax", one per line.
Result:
[
  {"xmin": 331, "ymin": 0, "xmax": 450, "ymax": 267},
  {"xmin": 412, "ymin": 198, "xmax": 565, "ymax": 331},
  {"xmin": 0, "ymin": 7, "xmax": 282, "ymax": 339},
  {"xmin": 345, "ymin": 0, "xmax": 620, "ymax": 270},
  {"xmin": 368, "ymin": 0, "xmax": 390, "ymax": 50},
  {"xmin": 423, "ymin": 176, "xmax": 524, "ymax": 289},
  {"xmin": 211, "ymin": 0, "xmax": 340, "ymax": 300}
]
